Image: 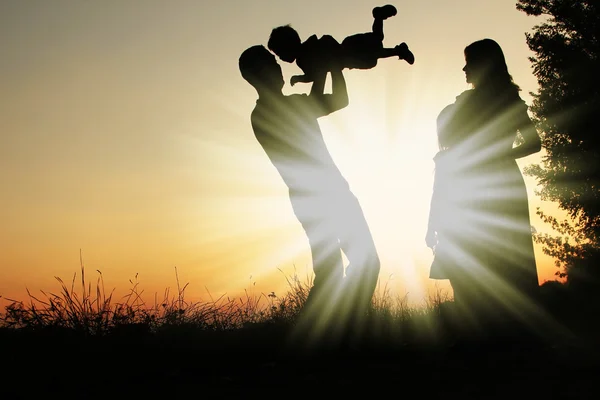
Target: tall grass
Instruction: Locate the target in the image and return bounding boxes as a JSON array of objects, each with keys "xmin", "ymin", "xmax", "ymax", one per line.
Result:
[
  {"xmin": 0, "ymin": 259, "xmax": 444, "ymax": 336},
  {"xmin": 3, "ymin": 259, "xmax": 594, "ymax": 353}
]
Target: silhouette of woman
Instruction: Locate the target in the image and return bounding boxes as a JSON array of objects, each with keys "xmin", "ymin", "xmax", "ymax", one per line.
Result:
[{"xmin": 426, "ymin": 38, "xmax": 542, "ymax": 327}]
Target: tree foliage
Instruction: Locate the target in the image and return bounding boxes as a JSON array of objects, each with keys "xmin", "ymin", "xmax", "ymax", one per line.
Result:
[{"xmin": 517, "ymin": 0, "xmax": 600, "ymax": 285}]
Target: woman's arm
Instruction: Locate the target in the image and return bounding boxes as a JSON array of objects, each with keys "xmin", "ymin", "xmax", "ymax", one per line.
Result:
[
  {"xmin": 425, "ymin": 167, "xmax": 442, "ymax": 249},
  {"xmin": 511, "ymin": 102, "xmax": 542, "ymax": 159}
]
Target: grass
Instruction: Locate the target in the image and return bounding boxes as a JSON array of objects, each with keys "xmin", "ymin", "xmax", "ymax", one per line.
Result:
[
  {"xmin": 1, "ymin": 261, "xmax": 599, "ymax": 398},
  {"xmin": 0, "ymin": 260, "xmax": 597, "ymax": 342},
  {"xmin": 2, "ymin": 257, "xmax": 599, "ymax": 343},
  {"xmin": 0, "ymin": 261, "xmax": 442, "ymax": 337}
]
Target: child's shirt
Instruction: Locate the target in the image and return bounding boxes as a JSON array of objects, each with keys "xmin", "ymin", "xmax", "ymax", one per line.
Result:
[{"xmin": 296, "ymin": 35, "xmax": 341, "ymax": 78}]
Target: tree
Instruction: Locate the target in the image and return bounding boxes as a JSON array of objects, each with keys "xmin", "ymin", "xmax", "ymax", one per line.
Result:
[{"xmin": 517, "ymin": 0, "xmax": 600, "ymax": 287}]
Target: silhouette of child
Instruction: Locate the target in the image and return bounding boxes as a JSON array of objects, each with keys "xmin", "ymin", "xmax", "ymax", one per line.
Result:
[{"xmin": 268, "ymin": 4, "xmax": 415, "ymax": 86}]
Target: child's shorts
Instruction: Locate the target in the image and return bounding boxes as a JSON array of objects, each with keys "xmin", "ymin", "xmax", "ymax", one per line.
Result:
[{"xmin": 341, "ymin": 32, "xmax": 382, "ymax": 69}]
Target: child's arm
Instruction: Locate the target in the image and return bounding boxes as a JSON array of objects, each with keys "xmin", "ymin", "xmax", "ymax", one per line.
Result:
[{"xmin": 290, "ymin": 74, "xmax": 312, "ymax": 86}]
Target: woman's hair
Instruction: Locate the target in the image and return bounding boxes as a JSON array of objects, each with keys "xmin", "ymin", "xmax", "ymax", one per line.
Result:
[{"xmin": 464, "ymin": 38, "xmax": 520, "ymax": 93}]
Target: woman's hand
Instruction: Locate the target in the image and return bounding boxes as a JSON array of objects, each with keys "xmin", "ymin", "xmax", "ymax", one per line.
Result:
[
  {"xmin": 512, "ymin": 102, "xmax": 542, "ymax": 159},
  {"xmin": 425, "ymin": 229, "xmax": 437, "ymax": 250}
]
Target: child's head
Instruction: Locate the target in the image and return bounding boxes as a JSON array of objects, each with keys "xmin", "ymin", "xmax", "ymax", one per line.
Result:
[
  {"xmin": 268, "ymin": 25, "xmax": 301, "ymax": 63},
  {"xmin": 239, "ymin": 45, "xmax": 284, "ymax": 93}
]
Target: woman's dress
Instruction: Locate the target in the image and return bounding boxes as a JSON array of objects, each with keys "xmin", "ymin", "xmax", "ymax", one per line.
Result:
[{"xmin": 429, "ymin": 89, "xmax": 539, "ymax": 310}]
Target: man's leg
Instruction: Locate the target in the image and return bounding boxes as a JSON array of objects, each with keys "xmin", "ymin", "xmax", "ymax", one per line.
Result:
[
  {"xmin": 305, "ymin": 230, "xmax": 344, "ymax": 308},
  {"xmin": 332, "ymin": 191, "xmax": 380, "ymax": 326},
  {"xmin": 286, "ymin": 192, "xmax": 348, "ymax": 347},
  {"xmin": 289, "ymin": 192, "xmax": 345, "ymax": 311}
]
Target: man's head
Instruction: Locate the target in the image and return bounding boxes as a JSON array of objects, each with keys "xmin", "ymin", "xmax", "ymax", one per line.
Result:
[
  {"xmin": 239, "ymin": 45, "xmax": 284, "ymax": 93},
  {"xmin": 267, "ymin": 25, "xmax": 301, "ymax": 63}
]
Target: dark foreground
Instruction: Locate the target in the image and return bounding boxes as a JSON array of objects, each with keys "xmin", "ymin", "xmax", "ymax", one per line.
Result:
[{"xmin": 1, "ymin": 310, "xmax": 599, "ymax": 400}]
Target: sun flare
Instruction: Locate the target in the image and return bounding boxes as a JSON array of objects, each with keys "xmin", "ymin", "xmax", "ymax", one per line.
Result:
[{"xmin": 203, "ymin": 66, "xmax": 458, "ymax": 304}]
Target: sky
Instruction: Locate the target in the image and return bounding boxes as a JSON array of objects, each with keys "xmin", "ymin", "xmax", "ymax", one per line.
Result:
[{"xmin": 0, "ymin": 0, "xmax": 562, "ymax": 307}]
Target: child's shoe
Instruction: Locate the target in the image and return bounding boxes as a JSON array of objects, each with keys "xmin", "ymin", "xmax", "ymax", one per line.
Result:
[
  {"xmin": 396, "ymin": 42, "xmax": 414, "ymax": 65},
  {"xmin": 372, "ymin": 4, "xmax": 397, "ymax": 20}
]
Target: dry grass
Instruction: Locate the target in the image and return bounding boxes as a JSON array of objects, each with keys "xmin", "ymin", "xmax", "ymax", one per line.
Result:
[
  {"xmin": 0, "ymin": 259, "xmax": 597, "ymax": 399},
  {"xmin": 0, "ymin": 257, "xmax": 447, "ymax": 337},
  {"xmin": 8, "ymin": 253, "xmax": 592, "ymax": 346}
]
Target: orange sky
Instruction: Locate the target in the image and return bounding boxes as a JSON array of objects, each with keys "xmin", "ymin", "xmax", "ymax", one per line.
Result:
[{"xmin": 0, "ymin": 1, "xmax": 562, "ymax": 308}]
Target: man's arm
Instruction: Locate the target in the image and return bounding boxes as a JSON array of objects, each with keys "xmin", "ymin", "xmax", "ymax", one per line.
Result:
[
  {"xmin": 306, "ymin": 35, "xmax": 348, "ymax": 118},
  {"xmin": 309, "ymin": 66, "xmax": 348, "ymax": 118}
]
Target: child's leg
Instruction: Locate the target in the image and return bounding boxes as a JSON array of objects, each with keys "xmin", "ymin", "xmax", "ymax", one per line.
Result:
[
  {"xmin": 375, "ymin": 48, "xmax": 399, "ymax": 59},
  {"xmin": 395, "ymin": 43, "xmax": 415, "ymax": 64},
  {"xmin": 371, "ymin": 43, "xmax": 415, "ymax": 65},
  {"xmin": 371, "ymin": 5, "xmax": 397, "ymax": 40},
  {"xmin": 371, "ymin": 18, "xmax": 384, "ymax": 42},
  {"xmin": 367, "ymin": 6, "xmax": 415, "ymax": 66}
]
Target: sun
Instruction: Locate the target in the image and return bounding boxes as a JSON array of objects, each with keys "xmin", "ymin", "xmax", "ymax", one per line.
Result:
[
  {"xmin": 186, "ymin": 65, "xmax": 456, "ymax": 305},
  {"xmin": 314, "ymin": 73, "xmax": 451, "ymax": 303}
]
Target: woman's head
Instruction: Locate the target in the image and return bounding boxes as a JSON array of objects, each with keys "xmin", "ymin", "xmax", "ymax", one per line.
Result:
[{"xmin": 462, "ymin": 38, "xmax": 519, "ymax": 91}]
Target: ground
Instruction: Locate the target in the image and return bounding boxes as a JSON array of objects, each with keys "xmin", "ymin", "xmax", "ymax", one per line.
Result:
[{"xmin": 1, "ymin": 318, "xmax": 599, "ymax": 399}]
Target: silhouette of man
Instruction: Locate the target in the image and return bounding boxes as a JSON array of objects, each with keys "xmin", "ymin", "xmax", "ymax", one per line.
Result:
[{"xmin": 238, "ymin": 45, "xmax": 380, "ymax": 328}]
